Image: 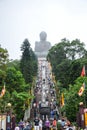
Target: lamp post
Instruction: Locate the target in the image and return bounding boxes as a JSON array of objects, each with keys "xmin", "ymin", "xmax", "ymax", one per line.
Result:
[
  {"xmin": 76, "ymin": 102, "xmax": 85, "ymax": 129},
  {"xmin": 0, "ymin": 99, "xmax": 7, "ymax": 130},
  {"xmin": 11, "ymin": 113, "xmax": 16, "ymax": 130},
  {"xmin": 0, "ymin": 111, "xmax": 2, "ymax": 130},
  {"xmin": 6, "ymin": 103, "xmax": 11, "ymax": 130}
]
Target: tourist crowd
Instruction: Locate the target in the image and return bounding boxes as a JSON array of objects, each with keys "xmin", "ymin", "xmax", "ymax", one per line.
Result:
[{"xmin": 14, "ymin": 116, "xmax": 77, "ymax": 130}]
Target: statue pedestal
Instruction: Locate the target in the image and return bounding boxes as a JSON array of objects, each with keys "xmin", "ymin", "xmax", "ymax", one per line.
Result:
[{"xmin": 35, "ymin": 51, "xmax": 48, "ymax": 58}]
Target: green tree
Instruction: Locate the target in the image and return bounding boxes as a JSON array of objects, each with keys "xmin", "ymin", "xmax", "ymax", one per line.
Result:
[
  {"xmin": 5, "ymin": 67, "xmax": 25, "ymax": 94},
  {"xmin": 0, "ymin": 70, "xmax": 6, "ymax": 85},
  {"xmin": 69, "ymin": 58, "xmax": 87, "ymax": 85},
  {"xmin": 47, "ymin": 38, "xmax": 87, "ymax": 123},
  {"xmin": 47, "ymin": 38, "xmax": 87, "ymax": 88},
  {"xmin": 61, "ymin": 76, "xmax": 87, "ymax": 122},
  {"xmin": 65, "ymin": 39, "xmax": 86, "ymax": 60},
  {"xmin": 11, "ymin": 90, "xmax": 33, "ymax": 121},
  {"xmin": 5, "ymin": 67, "xmax": 33, "ymax": 121},
  {"xmin": 7, "ymin": 59, "xmax": 20, "ymax": 71},
  {"xmin": 20, "ymin": 39, "xmax": 37, "ymax": 83},
  {"xmin": 0, "ymin": 45, "xmax": 9, "ymax": 70},
  {"xmin": 47, "ymin": 43, "xmax": 66, "ymax": 73},
  {"xmin": 30, "ymin": 49, "xmax": 38, "ymax": 76},
  {"xmin": 55, "ymin": 59, "xmax": 71, "ymax": 88}
]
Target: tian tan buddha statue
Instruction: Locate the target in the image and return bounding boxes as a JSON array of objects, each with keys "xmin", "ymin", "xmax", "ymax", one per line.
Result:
[{"xmin": 35, "ymin": 31, "xmax": 51, "ymax": 58}]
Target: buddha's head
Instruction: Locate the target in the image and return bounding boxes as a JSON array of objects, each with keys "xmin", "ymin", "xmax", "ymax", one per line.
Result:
[{"xmin": 40, "ymin": 31, "xmax": 47, "ymax": 41}]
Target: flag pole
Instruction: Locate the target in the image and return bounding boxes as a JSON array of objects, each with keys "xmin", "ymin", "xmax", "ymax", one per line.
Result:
[
  {"xmin": 79, "ymin": 65, "xmax": 86, "ymax": 107},
  {"xmin": 83, "ymin": 65, "xmax": 86, "ymax": 107},
  {"xmin": 84, "ymin": 90, "xmax": 86, "ymax": 107}
]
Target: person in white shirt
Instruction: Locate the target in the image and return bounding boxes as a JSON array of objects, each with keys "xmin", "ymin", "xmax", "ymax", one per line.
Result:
[
  {"xmin": 66, "ymin": 124, "xmax": 73, "ymax": 130},
  {"xmin": 15, "ymin": 125, "xmax": 20, "ymax": 130}
]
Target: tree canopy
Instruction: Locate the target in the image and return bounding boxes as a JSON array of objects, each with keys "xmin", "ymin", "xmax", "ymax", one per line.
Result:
[
  {"xmin": 0, "ymin": 42, "xmax": 37, "ymax": 122},
  {"xmin": 47, "ymin": 38, "xmax": 87, "ymax": 88},
  {"xmin": 0, "ymin": 45, "xmax": 9, "ymax": 70},
  {"xmin": 47, "ymin": 38, "xmax": 87, "ymax": 122},
  {"xmin": 20, "ymin": 39, "xmax": 38, "ymax": 83}
]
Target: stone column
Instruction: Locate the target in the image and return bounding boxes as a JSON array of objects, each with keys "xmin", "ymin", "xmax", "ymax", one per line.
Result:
[
  {"xmin": 77, "ymin": 102, "xmax": 85, "ymax": 129},
  {"xmin": 11, "ymin": 114, "xmax": 16, "ymax": 130},
  {"xmin": 6, "ymin": 111, "xmax": 11, "ymax": 130}
]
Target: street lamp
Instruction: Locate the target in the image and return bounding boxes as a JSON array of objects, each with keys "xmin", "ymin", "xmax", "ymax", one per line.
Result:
[
  {"xmin": 6, "ymin": 103, "xmax": 16, "ymax": 130},
  {"xmin": 6, "ymin": 103, "xmax": 12, "ymax": 130},
  {"xmin": 76, "ymin": 102, "xmax": 85, "ymax": 129},
  {"xmin": 7, "ymin": 103, "xmax": 11, "ymax": 108}
]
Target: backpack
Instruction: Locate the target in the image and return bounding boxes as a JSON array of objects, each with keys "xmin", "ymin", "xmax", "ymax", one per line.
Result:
[
  {"xmin": 69, "ymin": 127, "xmax": 73, "ymax": 130},
  {"xmin": 53, "ymin": 120, "xmax": 57, "ymax": 126},
  {"xmin": 45, "ymin": 121, "xmax": 50, "ymax": 127},
  {"xmin": 25, "ymin": 125, "xmax": 32, "ymax": 130}
]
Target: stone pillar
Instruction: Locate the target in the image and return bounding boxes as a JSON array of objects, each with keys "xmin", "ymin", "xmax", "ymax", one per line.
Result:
[
  {"xmin": 11, "ymin": 114, "xmax": 16, "ymax": 130},
  {"xmin": 77, "ymin": 102, "xmax": 85, "ymax": 129},
  {"xmin": 6, "ymin": 111, "xmax": 11, "ymax": 130}
]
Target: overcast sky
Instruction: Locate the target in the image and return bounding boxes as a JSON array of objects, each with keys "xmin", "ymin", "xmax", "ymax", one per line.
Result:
[{"xmin": 0, "ymin": 0, "xmax": 87, "ymax": 60}]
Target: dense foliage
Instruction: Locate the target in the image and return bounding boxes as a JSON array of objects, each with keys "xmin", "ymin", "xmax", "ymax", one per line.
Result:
[
  {"xmin": 20, "ymin": 39, "xmax": 38, "ymax": 83},
  {"xmin": 47, "ymin": 38, "xmax": 87, "ymax": 122},
  {"xmin": 0, "ymin": 40, "xmax": 37, "ymax": 122},
  {"xmin": 1, "ymin": 37, "xmax": 87, "ymax": 123},
  {"xmin": 47, "ymin": 38, "xmax": 87, "ymax": 88}
]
